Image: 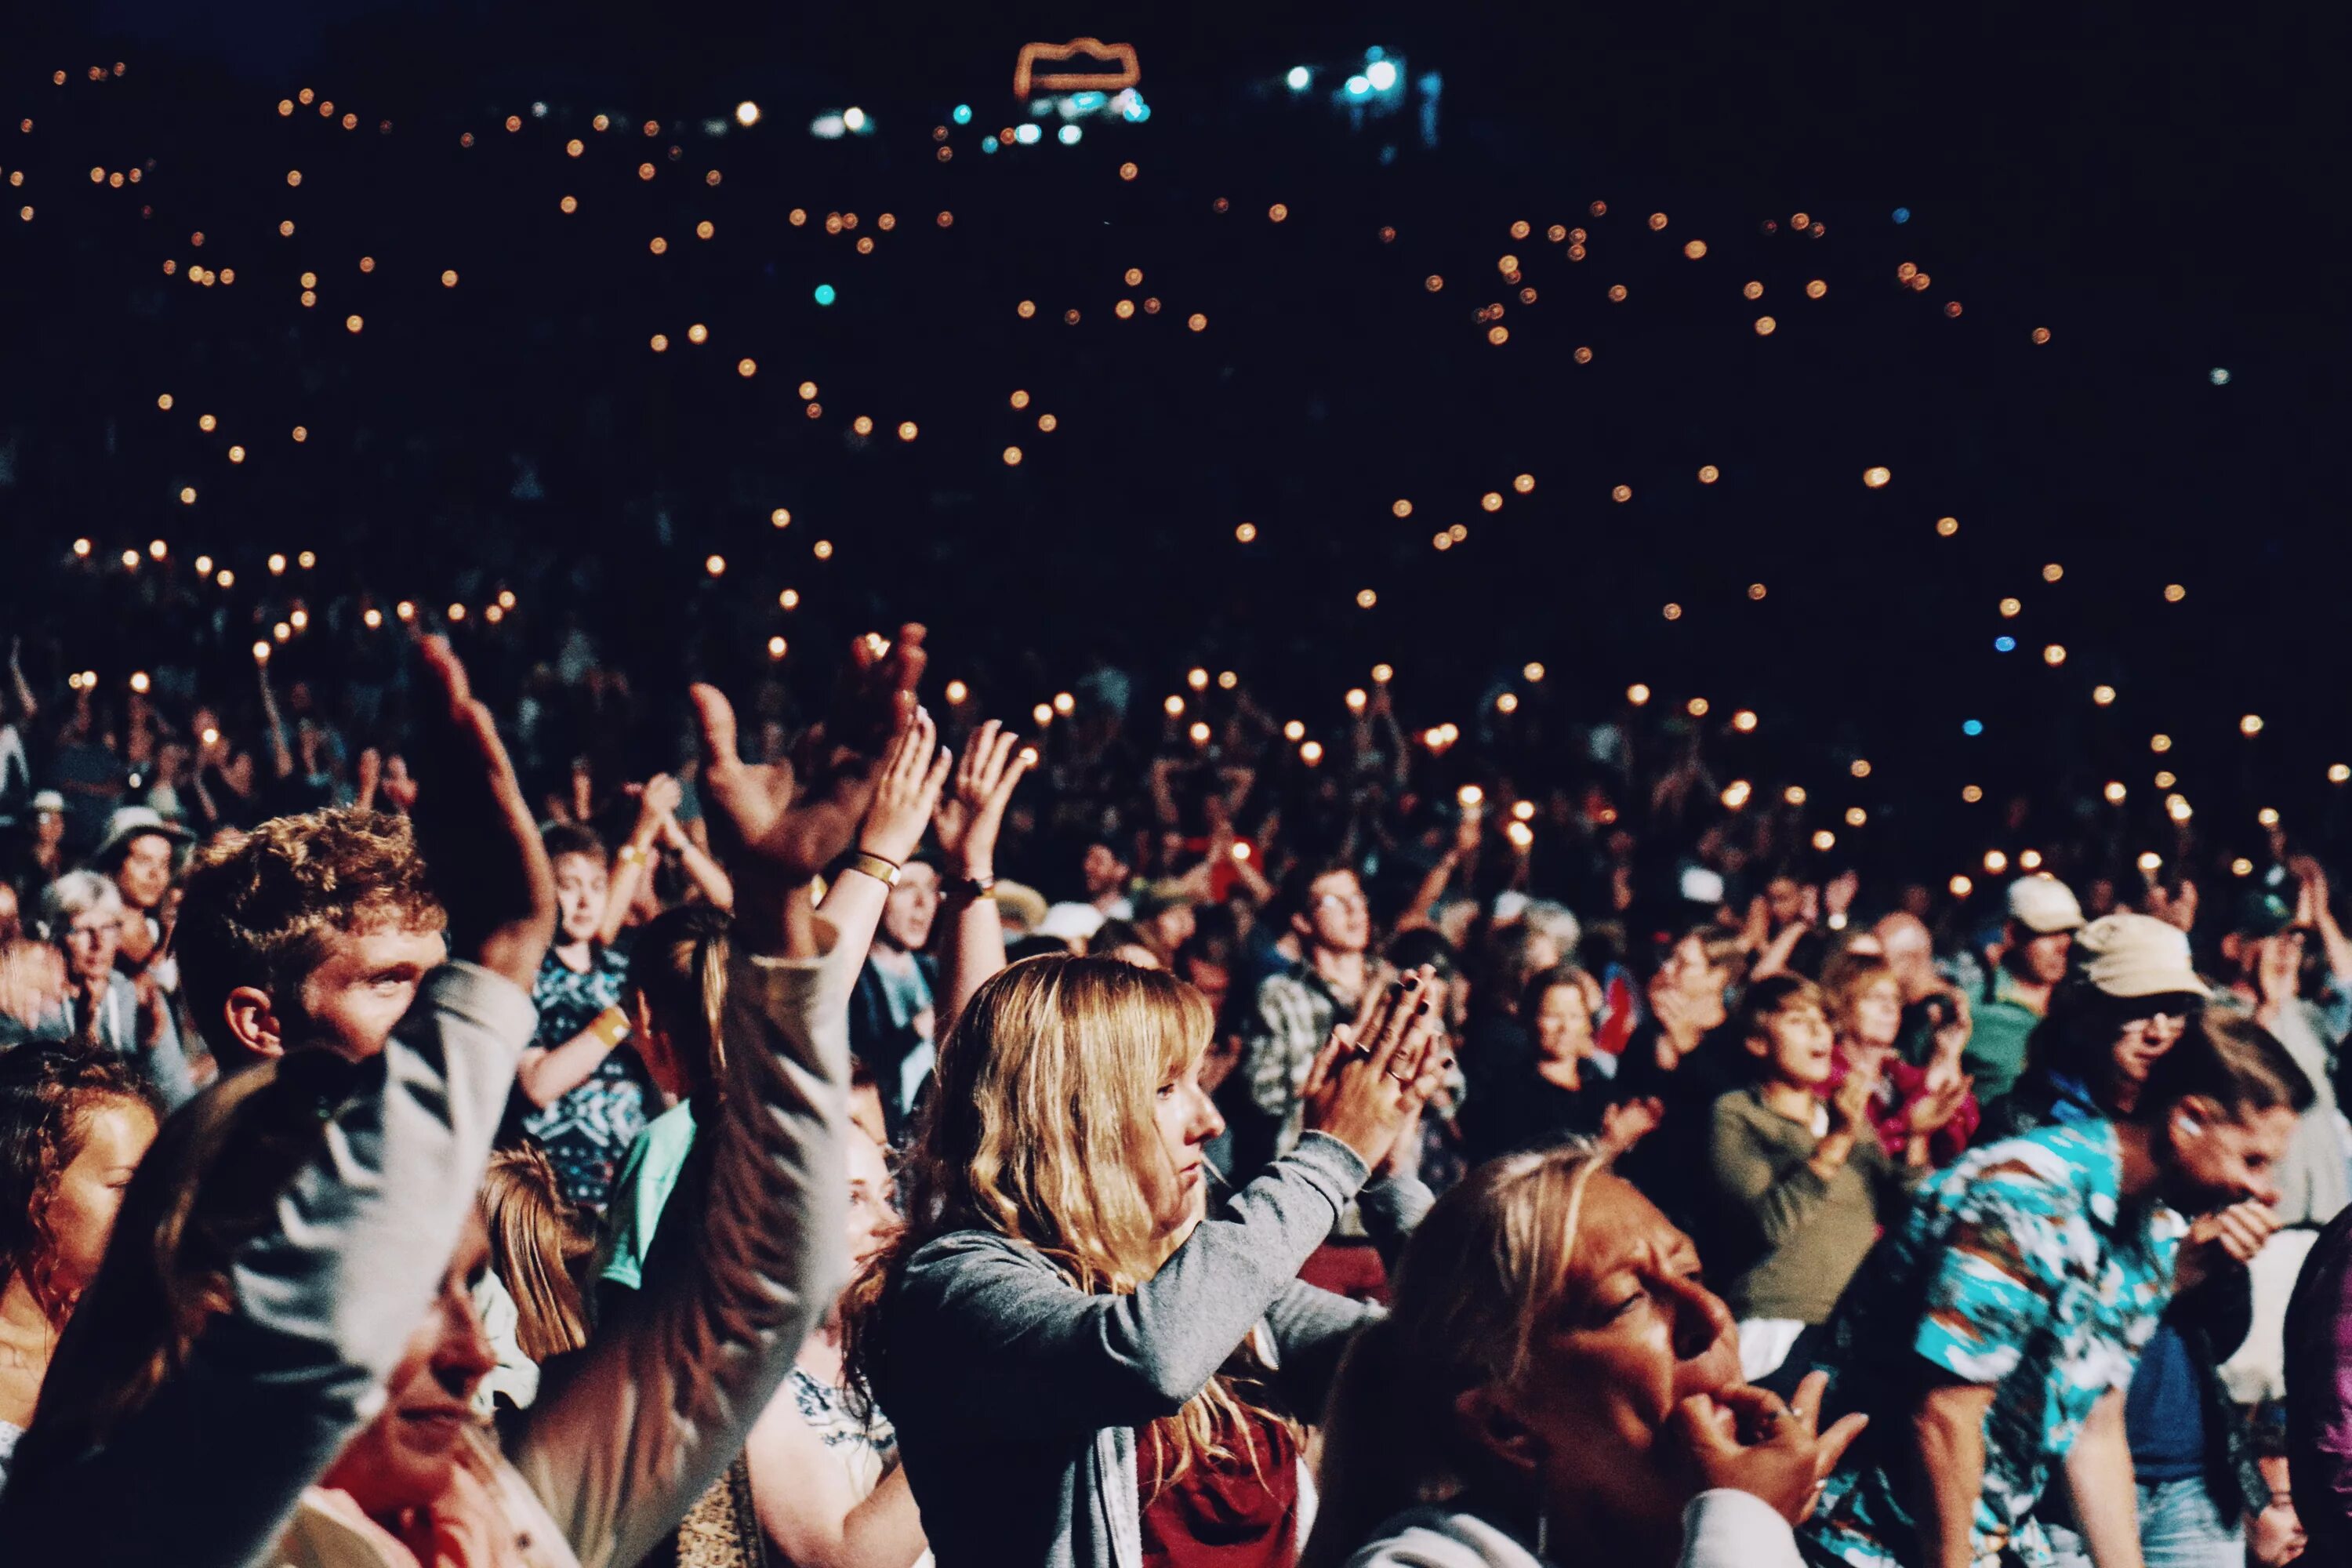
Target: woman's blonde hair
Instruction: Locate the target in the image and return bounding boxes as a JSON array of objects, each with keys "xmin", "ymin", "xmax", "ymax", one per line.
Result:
[
  {"xmin": 849, "ymin": 953, "xmax": 1278, "ymax": 1494},
  {"xmin": 626, "ymin": 903, "xmax": 733, "ymax": 1106},
  {"xmin": 1300, "ymin": 1143, "xmax": 1612, "ymax": 1568},
  {"xmin": 479, "ymin": 1145, "xmax": 593, "ymax": 1362},
  {"xmin": 1821, "ymin": 954, "xmax": 1897, "ymax": 1035}
]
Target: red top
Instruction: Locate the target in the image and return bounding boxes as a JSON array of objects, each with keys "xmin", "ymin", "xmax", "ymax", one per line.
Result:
[
  {"xmin": 1824, "ymin": 1048, "xmax": 1982, "ymax": 1165},
  {"xmin": 1138, "ymin": 1408, "xmax": 1301, "ymax": 1568}
]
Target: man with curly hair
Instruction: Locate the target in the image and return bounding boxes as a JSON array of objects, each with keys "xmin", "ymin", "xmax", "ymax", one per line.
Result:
[{"xmin": 172, "ymin": 808, "xmax": 451, "ymax": 1068}]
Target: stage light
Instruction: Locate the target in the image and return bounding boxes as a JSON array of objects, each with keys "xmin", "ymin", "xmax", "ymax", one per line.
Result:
[
  {"xmin": 1287, "ymin": 67, "xmax": 1311, "ymax": 90},
  {"xmin": 1366, "ymin": 60, "xmax": 1399, "ymax": 90},
  {"xmin": 814, "ymin": 284, "xmax": 835, "ymax": 305},
  {"xmin": 735, "ymin": 101, "xmax": 760, "ymax": 127}
]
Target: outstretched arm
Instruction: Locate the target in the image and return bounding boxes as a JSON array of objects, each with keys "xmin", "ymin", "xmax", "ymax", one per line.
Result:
[
  {"xmin": 0, "ymin": 637, "xmax": 554, "ymax": 1567},
  {"xmin": 518, "ymin": 628, "xmax": 922, "ymax": 1568},
  {"xmin": 931, "ymin": 717, "xmax": 1031, "ymax": 1035}
]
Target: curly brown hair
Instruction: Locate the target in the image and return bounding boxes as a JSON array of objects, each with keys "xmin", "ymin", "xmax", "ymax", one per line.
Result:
[
  {"xmin": 172, "ymin": 808, "xmax": 446, "ymax": 1066},
  {"xmin": 0, "ymin": 1047, "xmax": 162, "ymax": 1328}
]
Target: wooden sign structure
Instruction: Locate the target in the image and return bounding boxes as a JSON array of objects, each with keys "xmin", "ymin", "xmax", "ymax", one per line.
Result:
[{"xmin": 1013, "ymin": 38, "xmax": 1142, "ymax": 99}]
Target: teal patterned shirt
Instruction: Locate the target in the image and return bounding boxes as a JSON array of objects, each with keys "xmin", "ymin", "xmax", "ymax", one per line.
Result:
[{"xmin": 1801, "ymin": 1120, "xmax": 2182, "ymax": 1568}]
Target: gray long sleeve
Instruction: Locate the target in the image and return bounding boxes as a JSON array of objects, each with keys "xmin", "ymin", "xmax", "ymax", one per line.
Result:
[
  {"xmin": 0, "ymin": 960, "xmax": 535, "ymax": 1567},
  {"xmin": 514, "ymin": 949, "xmax": 849, "ymax": 1568},
  {"xmin": 889, "ymin": 1130, "xmax": 1370, "ymax": 1439}
]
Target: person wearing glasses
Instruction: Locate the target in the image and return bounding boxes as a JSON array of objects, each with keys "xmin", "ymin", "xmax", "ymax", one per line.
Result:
[{"xmin": 1973, "ymin": 914, "xmax": 2288, "ymax": 1568}]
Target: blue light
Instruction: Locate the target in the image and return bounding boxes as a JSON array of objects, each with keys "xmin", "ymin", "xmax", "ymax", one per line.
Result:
[
  {"xmin": 2209, "ymin": 367, "xmax": 2231, "ymax": 386},
  {"xmin": 1014, "ymin": 123, "xmax": 1042, "ymax": 145},
  {"xmin": 1122, "ymin": 95, "xmax": 1151, "ymax": 123},
  {"xmin": 1994, "ymin": 636, "xmax": 2016, "ymax": 652},
  {"xmin": 1366, "ymin": 60, "xmax": 1399, "ymax": 91},
  {"xmin": 1892, "ymin": 206, "xmax": 1911, "ymax": 223},
  {"xmin": 1071, "ymin": 91, "xmax": 1105, "ymax": 111},
  {"xmin": 952, "ymin": 103, "xmax": 972, "ymax": 125},
  {"xmin": 981, "ymin": 136, "xmax": 999, "ymax": 153},
  {"xmin": 1366, "ymin": 46, "xmax": 1385, "ymax": 61},
  {"xmin": 1286, "ymin": 66, "xmax": 1312, "ymax": 90},
  {"xmin": 812, "ymin": 283, "xmax": 835, "ymax": 307},
  {"xmin": 1058, "ymin": 123, "xmax": 1082, "ymax": 145},
  {"xmin": 1345, "ymin": 74, "xmax": 1373, "ymax": 96},
  {"xmin": 1962, "ymin": 719, "xmax": 1984, "ymax": 736}
]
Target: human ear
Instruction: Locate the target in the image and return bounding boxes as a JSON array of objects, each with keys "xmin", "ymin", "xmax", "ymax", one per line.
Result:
[
  {"xmin": 223, "ymin": 985, "xmax": 285, "ymax": 1058},
  {"xmin": 1454, "ymin": 1386, "xmax": 1546, "ymax": 1475},
  {"xmin": 2172, "ymin": 1094, "xmax": 2224, "ymax": 1148}
]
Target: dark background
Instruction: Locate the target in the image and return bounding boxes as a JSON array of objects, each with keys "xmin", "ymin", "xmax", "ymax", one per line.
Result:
[{"xmin": 2, "ymin": 0, "xmax": 2347, "ymax": 879}]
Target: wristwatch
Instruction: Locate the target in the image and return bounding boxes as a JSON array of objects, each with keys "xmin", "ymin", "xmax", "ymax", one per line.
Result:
[{"xmin": 940, "ymin": 873, "xmax": 997, "ymax": 899}]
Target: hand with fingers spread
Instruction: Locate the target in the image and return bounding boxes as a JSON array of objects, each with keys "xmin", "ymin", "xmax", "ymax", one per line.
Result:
[
  {"xmin": 1664, "ymin": 1370, "xmax": 1869, "ymax": 1525},
  {"xmin": 931, "ymin": 717, "xmax": 1033, "ymax": 880},
  {"xmin": 1298, "ymin": 966, "xmax": 1448, "ymax": 1167},
  {"xmin": 691, "ymin": 626, "xmax": 927, "ymax": 954},
  {"xmin": 408, "ymin": 637, "xmax": 557, "ymax": 990},
  {"xmin": 858, "ymin": 708, "xmax": 955, "ymax": 866}
]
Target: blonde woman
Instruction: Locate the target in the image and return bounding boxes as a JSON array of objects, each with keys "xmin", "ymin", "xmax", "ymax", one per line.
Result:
[
  {"xmin": 1305, "ymin": 1146, "xmax": 1868, "ymax": 1568},
  {"xmin": 855, "ymin": 955, "xmax": 1447, "ymax": 1568}
]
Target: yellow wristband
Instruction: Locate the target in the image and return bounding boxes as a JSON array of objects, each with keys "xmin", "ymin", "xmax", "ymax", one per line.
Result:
[
  {"xmin": 846, "ymin": 851, "xmax": 902, "ymax": 887},
  {"xmin": 587, "ymin": 1006, "xmax": 631, "ymax": 1049}
]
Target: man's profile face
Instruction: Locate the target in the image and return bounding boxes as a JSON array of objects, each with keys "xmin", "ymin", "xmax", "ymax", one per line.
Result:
[
  {"xmin": 292, "ymin": 920, "xmax": 452, "ymax": 1059},
  {"xmin": 2166, "ymin": 1101, "xmax": 2297, "ymax": 1214}
]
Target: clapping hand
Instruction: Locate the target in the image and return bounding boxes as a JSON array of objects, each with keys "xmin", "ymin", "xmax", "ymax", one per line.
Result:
[
  {"xmin": 1829, "ymin": 1069, "xmax": 1875, "ymax": 1134},
  {"xmin": 1298, "ymin": 966, "xmax": 1447, "ymax": 1168},
  {"xmin": 858, "ymin": 708, "xmax": 955, "ymax": 866},
  {"xmin": 1907, "ymin": 1072, "xmax": 1973, "ymax": 1136},
  {"xmin": 1599, "ymin": 1094, "xmax": 1665, "ymax": 1156},
  {"xmin": 931, "ymin": 717, "xmax": 1033, "ymax": 879}
]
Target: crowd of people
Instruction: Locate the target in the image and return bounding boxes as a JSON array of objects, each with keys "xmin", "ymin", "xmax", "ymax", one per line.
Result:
[{"xmin": 3, "ymin": 614, "xmax": 2352, "ymax": 1568}]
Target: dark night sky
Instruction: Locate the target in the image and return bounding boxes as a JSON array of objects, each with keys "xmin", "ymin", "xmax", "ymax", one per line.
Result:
[{"xmin": 5, "ymin": 0, "xmax": 2349, "ymax": 878}]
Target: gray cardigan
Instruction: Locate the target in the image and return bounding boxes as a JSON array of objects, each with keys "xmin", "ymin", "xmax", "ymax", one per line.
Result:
[
  {"xmin": 877, "ymin": 1131, "xmax": 1430, "ymax": 1568},
  {"xmin": 0, "ymin": 949, "xmax": 850, "ymax": 1568},
  {"xmin": 0, "ymin": 960, "xmax": 536, "ymax": 1564}
]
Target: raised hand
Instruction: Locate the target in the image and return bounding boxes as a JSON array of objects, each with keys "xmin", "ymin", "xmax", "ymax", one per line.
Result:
[
  {"xmin": 804, "ymin": 623, "xmax": 929, "ymax": 784},
  {"xmin": 931, "ymin": 717, "xmax": 1033, "ymax": 878},
  {"xmin": 858, "ymin": 708, "xmax": 954, "ymax": 866},
  {"xmin": 691, "ymin": 628, "xmax": 926, "ymax": 954},
  {"xmin": 408, "ymin": 637, "xmax": 557, "ymax": 990},
  {"xmin": 1665, "ymin": 1371, "xmax": 1868, "ymax": 1526},
  {"xmin": 1823, "ymin": 869, "xmax": 1860, "ymax": 921},
  {"xmin": 1298, "ymin": 967, "xmax": 1446, "ymax": 1168},
  {"xmin": 1830, "ymin": 1068, "xmax": 1875, "ymax": 1133},
  {"xmin": 1907, "ymin": 1072, "xmax": 1973, "ymax": 1135},
  {"xmin": 380, "ymin": 753, "xmax": 419, "ymax": 813},
  {"xmin": 1599, "ymin": 1094, "xmax": 1665, "ymax": 1156}
]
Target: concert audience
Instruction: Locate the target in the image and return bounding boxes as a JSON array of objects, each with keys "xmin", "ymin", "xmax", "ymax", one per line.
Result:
[{"xmin": 2, "ymin": 611, "xmax": 2352, "ymax": 1568}]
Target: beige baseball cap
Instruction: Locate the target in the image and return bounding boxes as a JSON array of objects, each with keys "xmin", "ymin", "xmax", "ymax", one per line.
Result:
[
  {"xmin": 2074, "ymin": 912, "xmax": 2210, "ymax": 1000},
  {"xmin": 2007, "ymin": 875, "xmax": 2085, "ymax": 935}
]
